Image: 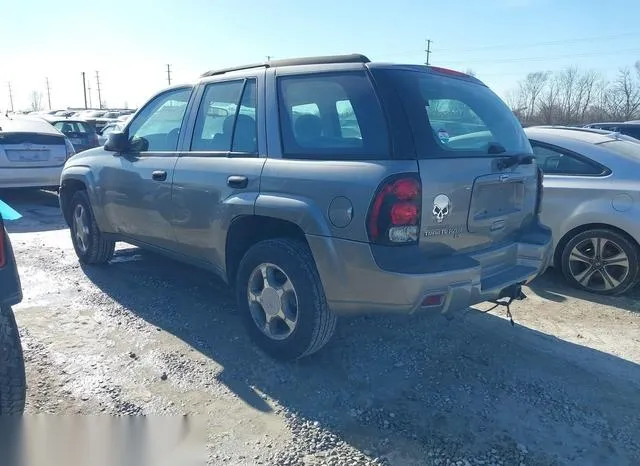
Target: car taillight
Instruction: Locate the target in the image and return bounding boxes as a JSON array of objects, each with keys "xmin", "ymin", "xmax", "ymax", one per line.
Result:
[
  {"xmin": 535, "ymin": 167, "xmax": 544, "ymax": 215},
  {"xmin": 64, "ymin": 138, "xmax": 76, "ymax": 159},
  {"xmin": 367, "ymin": 175, "xmax": 421, "ymax": 245}
]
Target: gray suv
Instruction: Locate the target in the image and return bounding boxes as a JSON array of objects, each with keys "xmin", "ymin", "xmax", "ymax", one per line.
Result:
[{"xmin": 59, "ymin": 54, "xmax": 552, "ymax": 360}]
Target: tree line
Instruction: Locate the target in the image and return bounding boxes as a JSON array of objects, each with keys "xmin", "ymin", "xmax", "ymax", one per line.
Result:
[{"xmin": 505, "ymin": 61, "xmax": 640, "ymax": 127}]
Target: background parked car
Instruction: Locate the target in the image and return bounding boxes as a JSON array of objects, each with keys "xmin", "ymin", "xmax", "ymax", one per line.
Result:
[
  {"xmin": 97, "ymin": 121, "xmax": 123, "ymax": 145},
  {"xmin": 94, "ymin": 111, "xmax": 122, "ymax": 133},
  {"xmin": 0, "ymin": 116, "xmax": 75, "ymax": 189},
  {"xmin": 584, "ymin": 122, "xmax": 640, "ymax": 140},
  {"xmin": 525, "ymin": 125, "xmax": 640, "ymax": 295},
  {"xmin": 47, "ymin": 118, "xmax": 100, "ymax": 153}
]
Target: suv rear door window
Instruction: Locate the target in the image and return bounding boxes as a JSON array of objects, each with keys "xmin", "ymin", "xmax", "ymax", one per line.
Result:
[
  {"xmin": 277, "ymin": 72, "xmax": 389, "ymax": 159},
  {"xmin": 191, "ymin": 79, "xmax": 258, "ymax": 154},
  {"xmin": 373, "ymin": 69, "xmax": 531, "ymax": 158}
]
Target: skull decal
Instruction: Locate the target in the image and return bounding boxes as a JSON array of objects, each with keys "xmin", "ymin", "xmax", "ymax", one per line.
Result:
[{"xmin": 432, "ymin": 194, "xmax": 451, "ymax": 223}]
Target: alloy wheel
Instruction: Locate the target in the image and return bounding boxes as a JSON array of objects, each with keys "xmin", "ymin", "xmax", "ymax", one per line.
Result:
[
  {"xmin": 247, "ymin": 263, "xmax": 299, "ymax": 340},
  {"xmin": 73, "ymin": 204, "xmax": 90, "ymax": 254},
  {"xmin": 568, "ymin": 236, "xmax": 630, "ymax": 292}
]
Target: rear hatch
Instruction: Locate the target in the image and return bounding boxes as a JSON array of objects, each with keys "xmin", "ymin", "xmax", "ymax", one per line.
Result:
[
  {"xmin": 0, "ymin": 119, "xmax": 68, "ymax": 168},
  {"xmin": 374, "ymin": 67, "xmax": 539, "ymax": 258}
]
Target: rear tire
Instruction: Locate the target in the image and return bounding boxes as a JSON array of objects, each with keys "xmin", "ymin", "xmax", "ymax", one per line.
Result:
[
  {"xmin": 235, "ymin": 238, "xmax": 337, "ymax": 360},
  {"xmin": 560, "ymin": 228, "xmax": 639, "ymax": 295},
  {"xmin": 69, "ymin": 190, "xmax": 115, "ymax": 265},
  {"xmin": 0, "ymin": 306, "xmax": 26, "ymax": 415}
]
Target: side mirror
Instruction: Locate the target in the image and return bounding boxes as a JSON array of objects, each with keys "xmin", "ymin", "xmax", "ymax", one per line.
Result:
[{"xmin": 104, "ymin": 131, "xmax": 129, "ymax": 152}]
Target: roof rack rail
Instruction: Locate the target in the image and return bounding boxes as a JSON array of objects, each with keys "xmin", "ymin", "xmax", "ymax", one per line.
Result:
[{"xmin": 201, "ymin": 53, "xmax": 370, "ymax": 77}]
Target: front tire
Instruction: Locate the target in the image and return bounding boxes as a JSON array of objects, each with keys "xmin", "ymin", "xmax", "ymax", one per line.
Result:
[
  {"xmin": 69, "ymin": 190, "xmax": 115, "ymax": 265},
  {"xmin": 0, "ymin": 306, "xmax": 26, "ymax": 415},
  {"xmin": 560, "ymin": 228, "xmax": 639, "ymax": 295},
  {"xmin": 236, "ymin": 239, "xmax": 337, "ymax": 360}
]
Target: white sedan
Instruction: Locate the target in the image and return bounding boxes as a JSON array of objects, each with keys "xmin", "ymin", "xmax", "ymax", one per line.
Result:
[{"xmin": 0, "ymin": 117, "xmax": 75, "ymax": 189}]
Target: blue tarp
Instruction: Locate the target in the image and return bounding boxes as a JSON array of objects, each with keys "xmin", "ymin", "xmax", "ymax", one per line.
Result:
[{"xmin": 0, "ymin": 199, "xmax": 21, "ymax": 221}]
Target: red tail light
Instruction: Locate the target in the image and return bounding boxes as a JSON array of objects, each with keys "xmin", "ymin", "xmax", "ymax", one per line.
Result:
[
  {"xmin": 535, "ymin": 167, "xmax": 544, "ymax": 215},
  {"xmin": 367, "ymin": 175, "xmax": 421, "ymax": 245}
]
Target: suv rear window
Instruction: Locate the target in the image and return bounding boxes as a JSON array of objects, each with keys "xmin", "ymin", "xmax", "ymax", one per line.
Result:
[
  {"xmin": 277, "ymin": 72, "xmax": 389, "ymax": 160},
  {"xmin": 375, "ymin": 69, "xmax": 531, "ymax": 158}
]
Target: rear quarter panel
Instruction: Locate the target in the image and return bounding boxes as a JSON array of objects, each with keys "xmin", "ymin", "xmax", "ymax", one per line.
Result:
[
  {"xmin": 257, "ymin": 159, "xmax": 418, "ymax": 241},
  {"xmin": 541, "ymin": 174, "xmax": 640, "ymax": 256}
]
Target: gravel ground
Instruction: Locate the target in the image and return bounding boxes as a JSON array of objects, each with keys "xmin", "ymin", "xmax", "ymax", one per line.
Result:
[{"xmin": 4, "ymin": 189, "xmax": 640, "ymax": 466}]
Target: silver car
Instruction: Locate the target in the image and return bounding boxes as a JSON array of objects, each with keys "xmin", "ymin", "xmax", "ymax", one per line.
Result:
[
  {"xmin": 0, "ymin": 117, "xmax": 76, "ymax": 189},
  {"xmin": 525, "ymin": 126, "xmax": 640, "ymax": 295}
]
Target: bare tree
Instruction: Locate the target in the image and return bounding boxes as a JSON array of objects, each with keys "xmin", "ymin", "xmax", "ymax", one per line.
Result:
[
  {"xmin": 612, "ymin": 67, "xmax": 640, "ymax": 121},
  {"xmin": 29, "ymin": 91, "xmax": 43, "ymax": 112},
  {"xmin": 519, "ymin": 71, "xmax": 550, "ymax": 124},
  {"xmin": 538, "ymin": 76, "xmax": 560, "ymax": 125}
]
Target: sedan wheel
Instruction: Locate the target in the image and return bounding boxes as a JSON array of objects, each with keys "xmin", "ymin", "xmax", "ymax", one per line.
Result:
[{"xmin": 561, "ymin": 229, "xmax": 639, "ymax": 295}]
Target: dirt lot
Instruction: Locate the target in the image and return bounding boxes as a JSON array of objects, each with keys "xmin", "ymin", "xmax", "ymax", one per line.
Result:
[{"xmin": 4, "ymin": 189, "xmax": 640, "ymax": 466}]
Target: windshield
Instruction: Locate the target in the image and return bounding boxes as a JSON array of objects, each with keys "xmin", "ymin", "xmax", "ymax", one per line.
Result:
[{"xmin": 378, "ymin": 69, "xmax": 532, "ymax": 158}]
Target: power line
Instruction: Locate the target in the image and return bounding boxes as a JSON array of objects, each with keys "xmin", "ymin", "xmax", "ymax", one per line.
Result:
[
  {"xmin": 435, "ymin": 32, "xmax": 640, "ymax": 53},
  {"xmin": 95, "ymin": 71, "xmax": 102, "ymax": 109},
  {"xmin": 440, "ymin": 48, "xmax": 640, "ymax": 66},
  {"xmin": 166, "ymin": 64, "xmax": 172, "ymax": 85},
  {"xmin": 45, "ymin": 77, "xmax": 52, "ymax": 110}
]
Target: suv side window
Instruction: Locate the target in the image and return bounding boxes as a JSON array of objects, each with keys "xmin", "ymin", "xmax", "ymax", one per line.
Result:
[
  {"xmin": 277, "ymin": 72, "xmax": 389, "ymax": 160},
  {"xmin": 127, "ymin": 87, "xmax": 191, "ymax": 152},
  {"xmin": 191, "ymin": 79, "xmax": 258, "ymax": 154},
  {"xmin": 531, "ymin": 142, "xmax": 604, "ymax": 175}
]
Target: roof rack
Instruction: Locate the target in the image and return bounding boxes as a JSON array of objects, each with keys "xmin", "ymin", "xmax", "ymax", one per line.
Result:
[{"xmin": 201, "ymin": 53, "xmax": 370, "ymax": 77}]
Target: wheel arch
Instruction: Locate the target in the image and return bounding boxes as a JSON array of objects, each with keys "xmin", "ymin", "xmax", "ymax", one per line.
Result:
[
  {"xmin": 225, "ymin": 215, "xmax": 309, "ymax": 287},
  {"xmin": 59, "ymin": 168, "xmax": 110, "ymax": 232}
]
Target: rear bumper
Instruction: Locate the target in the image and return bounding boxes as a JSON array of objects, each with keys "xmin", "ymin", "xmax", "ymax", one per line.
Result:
[
  {"xmin": 308, "ymin": 223, "xmax": 552, "ymax": 316},
  {"xmin": 0, "ymin": 166, "xmax": 63, "ymax": 188}
]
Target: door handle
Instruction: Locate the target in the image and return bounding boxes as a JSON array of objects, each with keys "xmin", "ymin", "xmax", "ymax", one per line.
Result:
[
  {"xmin": 152, "ymin": 170, "xmax": 167, "ymax": 181},
  {"xmin": 227, "ymin": 175, "xmax": 248, "ymax": 189}
]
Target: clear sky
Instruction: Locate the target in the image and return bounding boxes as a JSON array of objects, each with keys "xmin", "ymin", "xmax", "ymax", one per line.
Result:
[{"xmin": 1, "ymin": 0, "xmax": 639, "ymax": 111}]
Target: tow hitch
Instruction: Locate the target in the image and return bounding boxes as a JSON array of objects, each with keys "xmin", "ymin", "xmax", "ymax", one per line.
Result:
[{"xmin": 487, "ymin": 283, "xmax": 527, "ymax": 326}]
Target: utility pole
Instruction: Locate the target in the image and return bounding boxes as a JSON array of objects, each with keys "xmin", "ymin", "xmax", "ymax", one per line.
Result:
[
  {"xmin": 425, "ymin": 39, "xmax": 432, "ymax": 66},
  {"xmin": 87, "ymin": 79, "xmax": 93, "ymax": 108},
  {"xmin": 82, "ymin": 72, "xmax": 88, "ymax": 109},
  {"xmin": 166, "ymin": 64, "xmax": 172, "ymax": 85},
  {"xmin": 7, "ymin": 82, "xmax": 14, "ymax": 112},
  {"xmin": 45, "ymin": 77, "xmax": 52, "ymax": 110},
  {"xmin": 95, "ymin": 71, "xmax": 102, "ymax": 109}
]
